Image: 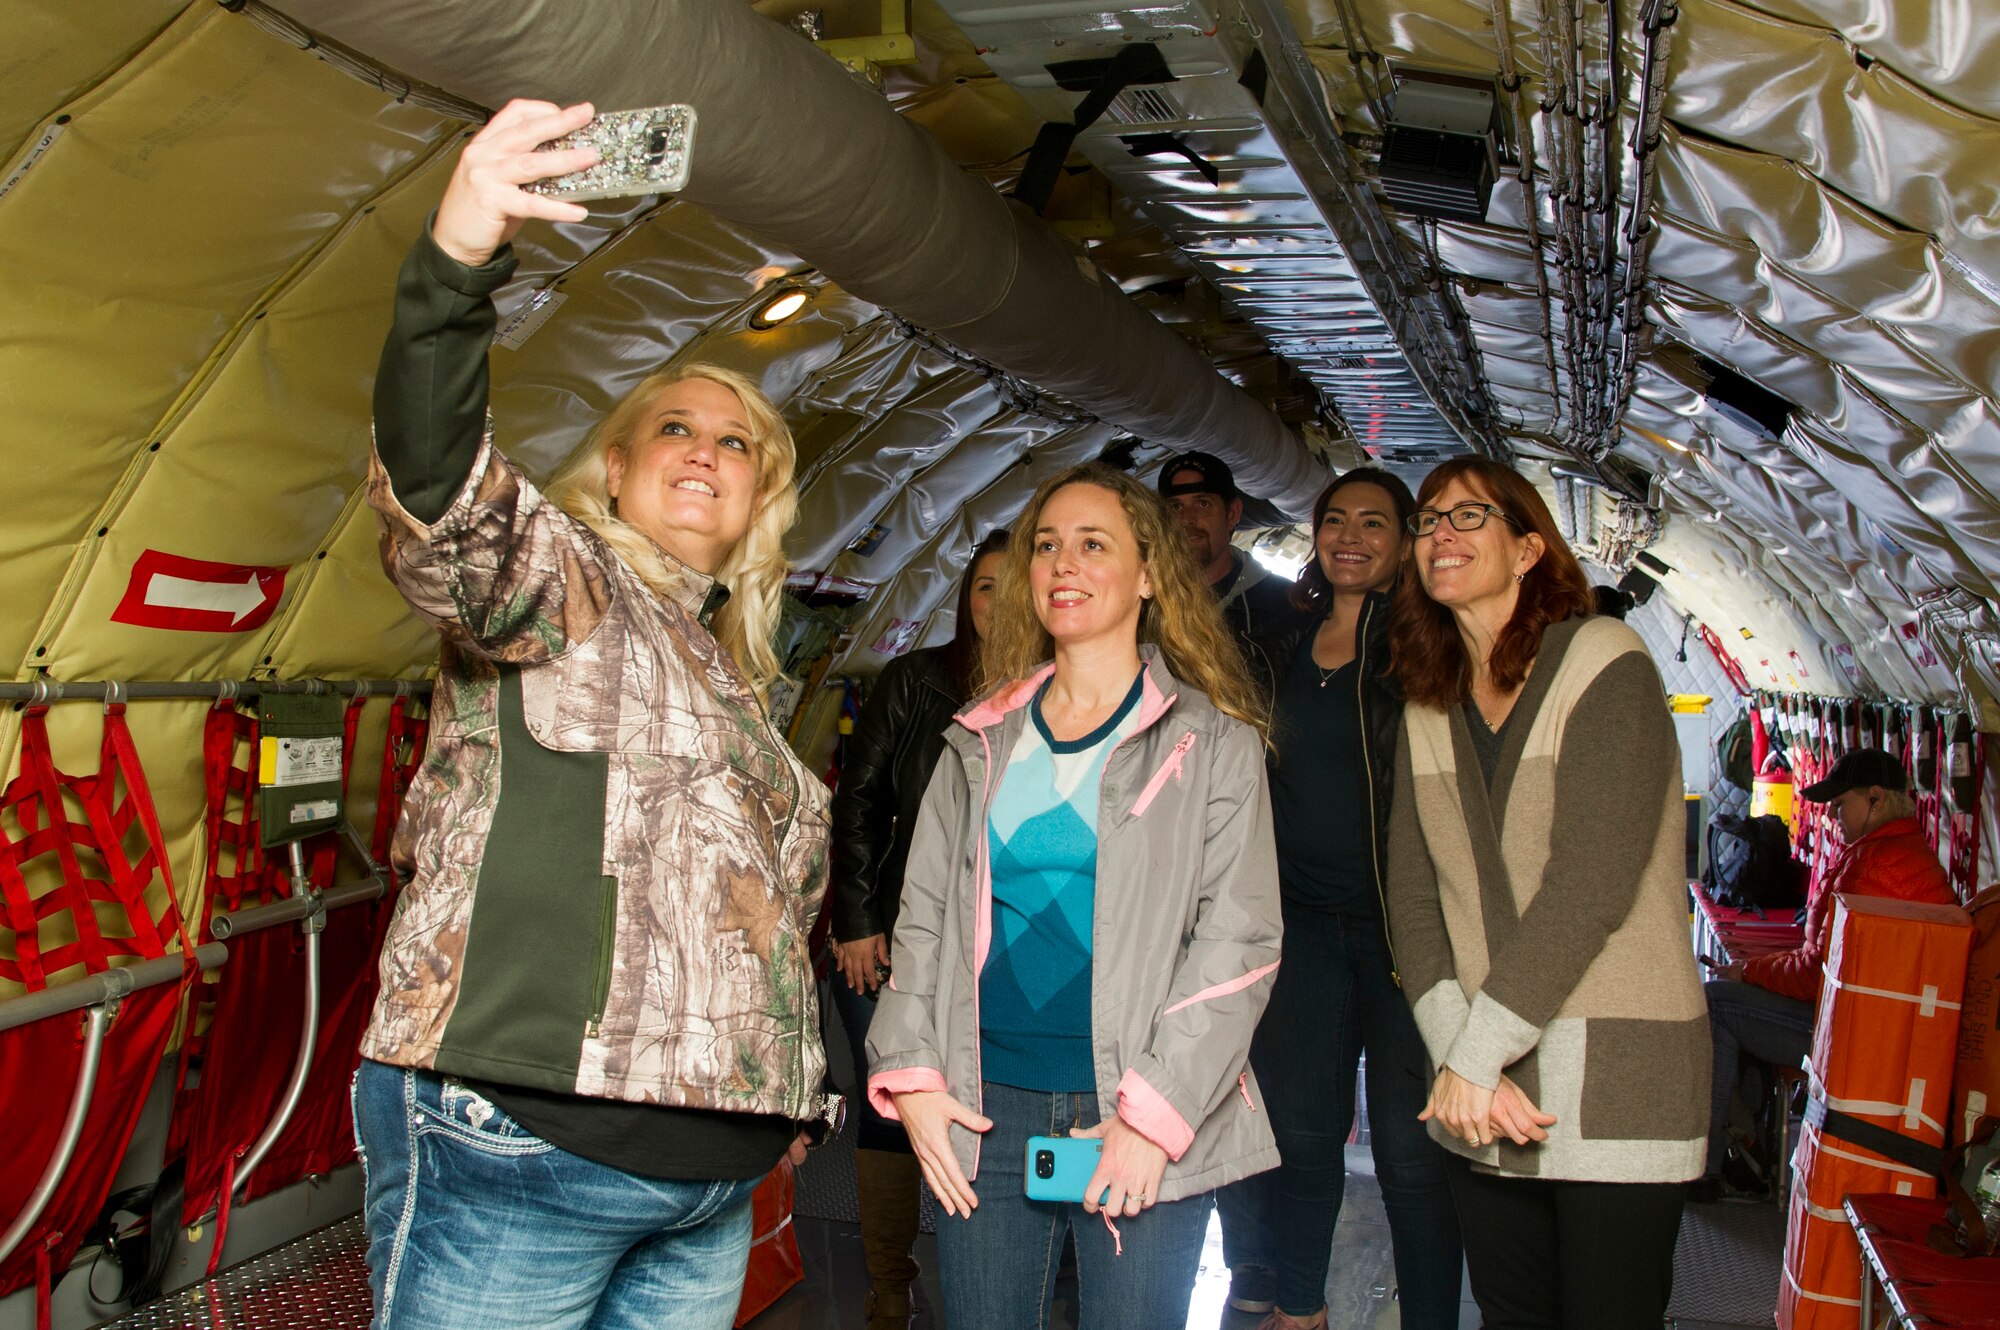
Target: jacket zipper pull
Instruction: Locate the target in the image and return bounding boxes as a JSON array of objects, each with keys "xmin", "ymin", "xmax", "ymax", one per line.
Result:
[{"xmin": 1239, "ymin": 1071, "xmax": 1255, "ymax": 1111}]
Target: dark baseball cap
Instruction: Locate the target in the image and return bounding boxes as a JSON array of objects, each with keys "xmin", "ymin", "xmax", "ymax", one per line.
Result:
[
  {"xmin": 1800, "ymin": 748, "xmax": 1908, "ymax": 803},
  {"xmin": 1157, "ymin": 450, "xmax": 1238, "ymax": 502}
]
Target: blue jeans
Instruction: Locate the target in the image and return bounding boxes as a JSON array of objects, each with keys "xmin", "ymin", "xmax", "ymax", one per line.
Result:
[
  {"xmin": 831, "ymin": 970, "xmax": 912, "ymax": 1153},
  {"xmin": 351, "ymin": 1060, "xmax": 759, "ymax": 1330},
  {"xmin": 1703, "ymin": 977, "xmax": 1815, "ymax": 1176},
  {"xmin": 1238, "ymin": 908, "xmax": 1463, "ymax": 1325},
  {"xmin": 934, "ymin": 1081, "xmax": 1215, "ymax": 1330}
]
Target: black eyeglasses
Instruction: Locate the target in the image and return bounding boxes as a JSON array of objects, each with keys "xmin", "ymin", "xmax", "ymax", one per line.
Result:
[{"xmin": 1406, "ymin": 503, "xmax": 1522, "ymax": 537}]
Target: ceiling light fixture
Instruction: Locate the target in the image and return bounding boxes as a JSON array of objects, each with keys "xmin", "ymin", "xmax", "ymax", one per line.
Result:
[
  {"xmin": 751, "ymin": 286, "xmax": 811, "ymax": 329},
  {"xmin": 1627, "ymin": 422, "xmax": 1691, "ymax": 454}
]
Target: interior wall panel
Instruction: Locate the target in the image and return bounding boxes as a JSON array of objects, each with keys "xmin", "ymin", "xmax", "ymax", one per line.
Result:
[
  {"xmin": 0, "ymin": 8, "xmax": 452, "ymax": 674},
  {"xmin": 0, "ymin": 0, "xmax": 188, "ymax": 162}
]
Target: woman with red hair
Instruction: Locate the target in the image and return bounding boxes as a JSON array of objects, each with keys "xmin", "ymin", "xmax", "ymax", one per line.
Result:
[{"xmin": 1383, "ymin": 458, "xmax": 1708, "ymax": 1328}]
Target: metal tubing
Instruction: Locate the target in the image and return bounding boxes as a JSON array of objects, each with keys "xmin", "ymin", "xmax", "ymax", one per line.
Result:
[
  {"xmin": 0, "ymin": 678, "xmax": 429, "ymax": 704},
  {"xmin": 232, "ymin": 845, "xmax": 323, "ymax": 1198},
  {"xmin": 209, "ymin": 876, "xmax": 384, "ymax": 940},
  {"xmin": 231, "ymin": 930, "xmax": 319, "ymax": 1197},
  {"xmin": 0, "ymin": 1004, "xmax": 108, "ymax": 1266},
  {"xmin": 1234, "ymin": 0, "xmax": 1500, "ymax": 456},
  {"xmin": 0, "ymin": 943, "xmax": 228, "ymax": 1035}
]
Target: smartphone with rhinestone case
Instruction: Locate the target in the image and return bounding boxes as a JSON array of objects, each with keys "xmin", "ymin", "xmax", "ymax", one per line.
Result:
[
  {"xmin": 525, "ymin": 105, "xmax": 696, "ymax": 202},
  {"xmin": 1025, "ymin": 1135, "xmax": 1108, "ymax": 1205}
]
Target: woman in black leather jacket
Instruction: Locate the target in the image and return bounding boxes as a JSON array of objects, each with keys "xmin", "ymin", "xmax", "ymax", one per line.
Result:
[
  {"xmin": 828, "ymin": 529, "xmax": 1007, "ymax": 1329},
  {"xmin": 1236, "ymin": 468, "xmax": 1463, "ymax": 1330}
]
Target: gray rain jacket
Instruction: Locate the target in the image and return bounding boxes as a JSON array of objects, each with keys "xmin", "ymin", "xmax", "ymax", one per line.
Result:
[{"xmin": 866, "ymin": 648, "xmax": 1283, "ymax": 1203}]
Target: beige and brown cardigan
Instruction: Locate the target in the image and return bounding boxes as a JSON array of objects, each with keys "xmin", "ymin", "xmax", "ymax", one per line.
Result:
[{"xmin": 1385, "ymin": 615, "xmax": 1709, "ymax": 1183}]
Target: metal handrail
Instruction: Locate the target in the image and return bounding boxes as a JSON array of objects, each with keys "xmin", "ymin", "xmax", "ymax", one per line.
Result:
[
  {"xmin": 209, "ymin": 876, "xmax": 386, "ymax": 940},
  {"xmin": 0, "ymin": 1005, "xmax": 109, "ymax": 1266},
  {"xmin": 0, "ymin": 677, "xmax": 430, "ymax": 704},
  {"xmin": 0, "ymin": 943, "xmax": 228, "ymax": 1035},
  {"xmin": 230, "ymin": 844, "xmax": 324, "ymax": 1198}
]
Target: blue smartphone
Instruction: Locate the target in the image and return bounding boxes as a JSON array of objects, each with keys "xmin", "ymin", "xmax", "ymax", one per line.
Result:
[{"xmin": 1024, "ymin": 1134, "xmax": 1109, "ymax": 1205}]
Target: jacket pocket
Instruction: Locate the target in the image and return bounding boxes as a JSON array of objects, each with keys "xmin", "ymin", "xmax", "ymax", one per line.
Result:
[
  {"xmin": 587, "ymin": 873, "xmax": 617, "ymax": 1039},
  {"xmin": 1130, "ymin": 731, "xmax": 1197, "ymax": 818}
]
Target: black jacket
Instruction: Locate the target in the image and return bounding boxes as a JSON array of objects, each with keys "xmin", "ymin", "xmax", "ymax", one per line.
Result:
[
  {"xmin": 1248, "ymin": 590, "xmax": 1405, "ymax": 967},
  {"xmin": 1217, "ymin": 552, "xmax": 1307, "ymax": 649},
  {"xmin": 829, "ymin": 646, "xmax": 964, "ymax": 942}
]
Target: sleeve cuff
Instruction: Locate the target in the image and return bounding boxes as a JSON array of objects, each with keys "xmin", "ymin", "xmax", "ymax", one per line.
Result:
[
  {"xmin": 867, "ymin": 1067, "xmax": 947, "ymax": 1120},
  {"xmin": 415, "ymin": 216, "xmax": 519, "ymax": 297},
  {"xmin": 1410, "ymin": 980, "xmax": 1471, "ymax": 1067},
  {"xmin": 1443, "ymin": 991, "xmax": 1542, "ymax": 1090},
  {"xmin": 1115, "ymin": 1068, "xmax": 1196, "ymax": 1161}
]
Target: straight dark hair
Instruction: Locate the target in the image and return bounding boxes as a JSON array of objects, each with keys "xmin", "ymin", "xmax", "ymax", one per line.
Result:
[
  {"xmin": 1290, "ymin": 465, "xmax": 1418, "ymax": 614},
  {"xmin": 938, "ymin": 529, "xmax": 1009, "ymax": 701},
  {"xmin": 1389, "ymin": 457, "xmax": 1594, "ymax": 709}
]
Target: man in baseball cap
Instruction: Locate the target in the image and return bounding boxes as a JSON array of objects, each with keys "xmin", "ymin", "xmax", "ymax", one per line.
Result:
[
  {"xmin": 1157, "ymin": 450, "xmax": 1300, "ymax": 650},
  {"xmin": 1155, "ymin": 449, "xmax": 1298, "ymax": 1314},
  {"xmin": 1798, "ymin": 747, "xmax": 1909, "ymax": 807},
  {"xmin": 1694, "ymin": 746, "xmax": 1952, "ymax": 1202}
]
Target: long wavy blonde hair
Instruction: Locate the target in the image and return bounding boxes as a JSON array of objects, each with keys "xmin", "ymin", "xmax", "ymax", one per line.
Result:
[
  {"xmin": 981, "ymin": 462, "xmax": 1269, "ymax": 739},
  {"xmin": 544, "ymin": 363, "xmax": 797, "ymax": 704}
]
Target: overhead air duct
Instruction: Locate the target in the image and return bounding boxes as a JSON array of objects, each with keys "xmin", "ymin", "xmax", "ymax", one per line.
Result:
[{"xmin": 259, "ymin": 0, "xmax": 1329, "ymax": 516}]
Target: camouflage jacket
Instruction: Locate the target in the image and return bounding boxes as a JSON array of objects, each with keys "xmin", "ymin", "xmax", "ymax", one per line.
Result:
[{"xmin": 360, "ymin": 437, "xmax": 832, "ymax": 1120}]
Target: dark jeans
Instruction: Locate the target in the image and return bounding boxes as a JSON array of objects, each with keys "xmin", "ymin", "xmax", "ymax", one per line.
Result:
[
  {"xmin": 1703, "ymin": 977, "xmax": 1815, "ymax": 1175},
  {"xmin": 831, "ymin": 970, "xmax": 914, "ymax": 1153},
  {"xmin": 1227, "ymin": 908, "xmax": 1463, "ymax": 1324},
  {"xmin": 1446, "ymin": 1156, "xmax": 1686, "ymax": 1329},
  {"xmin": 934, "ymin": 1081, "xmax": 1214, "ymax": 1330}
]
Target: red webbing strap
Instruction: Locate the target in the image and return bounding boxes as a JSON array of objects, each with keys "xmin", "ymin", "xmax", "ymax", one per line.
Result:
[
  {"xmin": 0, "ymin": 707, "xmax": 188, "ymax": 990},
  {"xmin": 199, "ymin": 705, "xmax": 284, "ymax": 919},
  {"xmin": 95, "ymin": 705, "xmax": 195, "ymax": 966},
  {"xmin": 370, "ymin": 697, "xmax": 428, "ymax": 881},
  {"xmin": 1699, "ymin": 624, "xmax": 1754, "ymax": 696},
  {"xmin": 205, "ymin": 1154, "xmax": 237, "ymax": 1278},
  {"xmin": 342, "ymin": 696, "xmax": 364, "ymax": 777},
  {"xmin": 34, "ymin": 1235, "xmax": 56, "ymax": 1330}
]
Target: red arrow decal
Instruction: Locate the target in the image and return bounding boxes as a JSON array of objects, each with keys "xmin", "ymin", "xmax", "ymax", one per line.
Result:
[{"xmin": 111, "ymin": 550, "xmax": 287, "ymax": 633}]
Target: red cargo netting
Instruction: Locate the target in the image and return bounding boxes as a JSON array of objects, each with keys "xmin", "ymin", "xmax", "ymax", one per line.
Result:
[
  {"xmin": 0, "ymin": 706, "xmax": 190, "ymax": 990},
  {"xmin": 0, "ymin": 704, "xmax": 195, "ymax": 1311}
]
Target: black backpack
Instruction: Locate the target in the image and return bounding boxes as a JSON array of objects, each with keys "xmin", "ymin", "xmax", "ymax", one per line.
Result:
[{"xmin": 1702, "ymin": 812, "xmax": 1806, "ymax": 913}]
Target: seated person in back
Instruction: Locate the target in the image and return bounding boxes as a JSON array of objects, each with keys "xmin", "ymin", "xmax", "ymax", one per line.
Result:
[{"xmin": 1696, "ymin": 748, "xmax": 1954, "ymax": 1200}]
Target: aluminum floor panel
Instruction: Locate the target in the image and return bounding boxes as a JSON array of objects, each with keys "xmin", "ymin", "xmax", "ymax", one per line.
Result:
[{"xmin": 96, "ymin": 1217, "xmax": 371, "ymax": 1329}]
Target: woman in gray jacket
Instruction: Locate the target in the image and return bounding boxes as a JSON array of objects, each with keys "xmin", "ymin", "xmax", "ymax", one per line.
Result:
[{"xmin": 866, "ymin": 463, "xmax": 1283, "ymax": 1330}]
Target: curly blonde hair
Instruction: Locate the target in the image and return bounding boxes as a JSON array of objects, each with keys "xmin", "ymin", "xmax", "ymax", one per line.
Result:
[
  {"xmin": 544, "ymin": 363, "xmax": 797, "ymax": 703},
  {"xmin": 981, "ymin": 462, "xmax": 1268, "ymax": 739}
]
